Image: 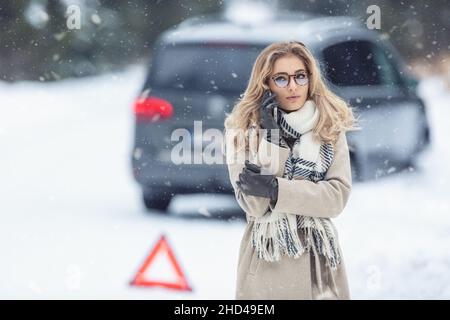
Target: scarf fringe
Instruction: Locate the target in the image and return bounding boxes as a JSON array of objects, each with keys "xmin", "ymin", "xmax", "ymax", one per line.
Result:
[
  {"xmin": 301, "ymin": 217, "xmax": 342, "ymax": 271},
  {"xmin": 251, "ymin": 213, "xmax": 305, "ymax": 262},
  {"xmin": 251, "ymin": 214, "xmax": 341, "ymax": 271}
]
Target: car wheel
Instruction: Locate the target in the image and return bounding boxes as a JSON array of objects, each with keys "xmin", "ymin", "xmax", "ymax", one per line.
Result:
[{"xmin": 142, "ymin": 190, "xmax": 172, "ymax": 212}]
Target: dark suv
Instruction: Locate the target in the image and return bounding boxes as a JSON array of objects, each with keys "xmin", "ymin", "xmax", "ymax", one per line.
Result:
[{"xmin": 130, "ymin": 11, "xmax": 430, "ymax": 211}]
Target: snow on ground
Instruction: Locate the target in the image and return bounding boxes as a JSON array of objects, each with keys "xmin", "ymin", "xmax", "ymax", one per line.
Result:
[{"xmin": 0, "ymin": 66, "xmax": 449, "ymax": 299}]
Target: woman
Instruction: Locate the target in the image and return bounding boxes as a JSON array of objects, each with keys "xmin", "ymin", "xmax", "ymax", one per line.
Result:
[{"xmin": 223, "ymin": 41, "xmax": 358, "ymax": 299}]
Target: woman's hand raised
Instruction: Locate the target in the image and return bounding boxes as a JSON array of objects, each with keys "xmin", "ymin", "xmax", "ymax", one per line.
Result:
[{"xmin": 259, "ymin": 90, "xmax": 279, "ymax": 130}]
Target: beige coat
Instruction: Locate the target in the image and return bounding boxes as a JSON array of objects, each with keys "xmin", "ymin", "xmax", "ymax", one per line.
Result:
[{"xmin": 225, "ymin": 128, "xmax": 352, "ymax": 300}]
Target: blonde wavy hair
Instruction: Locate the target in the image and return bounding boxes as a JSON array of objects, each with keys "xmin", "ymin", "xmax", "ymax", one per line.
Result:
[{"xmin": 224, "ymin": 40, "xmax": 359, "ymax": 150}]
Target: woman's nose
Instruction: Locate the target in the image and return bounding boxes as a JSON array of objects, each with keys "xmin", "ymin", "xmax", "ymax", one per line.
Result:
[
  {"xmin": 288, "ymin": 79, "xmax": 297, "ymax": 91},
  {"xmin": 288, "ymin": 81, "xmax": 297, "ymax": 91}
]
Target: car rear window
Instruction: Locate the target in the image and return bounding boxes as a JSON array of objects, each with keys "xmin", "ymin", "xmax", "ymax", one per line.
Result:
[
  {"xmin": 322, "ymin": 40, "xmax": 401, "ymax": 87},
  {"xmin": 147, "ymin": 43, "xmax": 264, "ymax": 93}
]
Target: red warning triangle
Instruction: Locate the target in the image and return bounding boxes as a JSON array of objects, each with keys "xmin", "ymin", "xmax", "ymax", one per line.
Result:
[{"xmin": 130, "ymin": 234, "xmax": 192, "ymax": 291}]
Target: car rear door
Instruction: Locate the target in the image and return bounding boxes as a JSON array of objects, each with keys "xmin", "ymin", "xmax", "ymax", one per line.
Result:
[{"xmin": 319, "ymin": 37, "xmax": 427, "ymax": 167}]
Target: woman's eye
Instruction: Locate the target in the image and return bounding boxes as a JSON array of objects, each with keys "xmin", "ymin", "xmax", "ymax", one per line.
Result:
[
  {"xmin": 296, "ymin": 73, "xmax": 307, "ymax": 79},
  {"xmin": 275, "ymin": 76, "xmax": 287, "ymax": 82}
]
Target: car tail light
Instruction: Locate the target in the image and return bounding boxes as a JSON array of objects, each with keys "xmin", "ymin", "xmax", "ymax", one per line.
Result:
[{"xmin": 134, "ymin": 96, "xmax": 174, "ymax": 121}]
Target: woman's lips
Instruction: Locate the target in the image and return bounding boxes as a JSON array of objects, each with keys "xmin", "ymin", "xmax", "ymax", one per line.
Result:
[{"xmin": 286, "ymin": 96, "xmax": 300, "ymax": 101}]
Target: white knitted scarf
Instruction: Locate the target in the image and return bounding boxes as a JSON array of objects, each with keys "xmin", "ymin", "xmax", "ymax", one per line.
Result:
[{"xmin": 251, "ymin": 99, "xmax": 342, "ymax": 270}]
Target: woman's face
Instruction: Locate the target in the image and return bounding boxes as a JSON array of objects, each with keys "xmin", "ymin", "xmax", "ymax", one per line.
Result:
[{"xmin": 268, "ymin": 54, "xmax": 310, "ymax": 112}]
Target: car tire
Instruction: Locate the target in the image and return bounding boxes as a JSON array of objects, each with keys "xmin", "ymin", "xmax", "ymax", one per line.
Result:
[{"xmin": 142, "ymin": 190, "xmax": 172, "ymax": 212}]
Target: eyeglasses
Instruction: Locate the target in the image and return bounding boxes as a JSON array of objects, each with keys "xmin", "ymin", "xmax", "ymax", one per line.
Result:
[{"xmin": 270, "ymin": 71, "xmax": 310, "ymax": 88}]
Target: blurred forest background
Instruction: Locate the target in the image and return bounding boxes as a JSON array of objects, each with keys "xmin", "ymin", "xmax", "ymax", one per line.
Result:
[{"xmin": 0, "ymin": 0, "xmax": 449, "ymax": 82}]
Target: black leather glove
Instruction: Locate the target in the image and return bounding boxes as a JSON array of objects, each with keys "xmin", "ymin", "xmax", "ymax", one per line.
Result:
[
  {"xmin": 236, "ymin": 160, "xmax": 279, "ymax": 206},
  {"xmin": 259, "ymin": 90, "xmax": 284, "ymax": 146},
  {"xmin": 260, "ymin": 90, "xmax": 279, "ymax": 130}
]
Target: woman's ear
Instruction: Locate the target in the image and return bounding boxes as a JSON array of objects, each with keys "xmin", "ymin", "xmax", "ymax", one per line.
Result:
[
  {"xmin": 263, "ymin": 88, "xmax": 272, "ymax": 96},
  {"xmin": 263, "ymin": 80, "xmax": 271, "ymax": 92}
]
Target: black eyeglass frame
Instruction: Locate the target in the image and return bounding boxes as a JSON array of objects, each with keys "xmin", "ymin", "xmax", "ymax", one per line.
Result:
[{"xmin": 269, "ymin": 71, "xmax": 311, "ymax": 88}]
